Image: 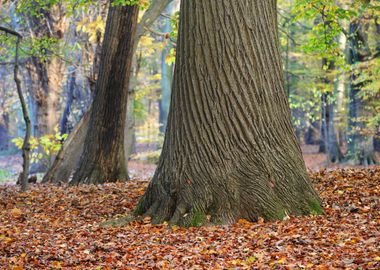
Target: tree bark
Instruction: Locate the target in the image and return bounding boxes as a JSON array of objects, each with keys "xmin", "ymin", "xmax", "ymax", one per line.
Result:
[
  {"xmin": 43, "ymin": 0, "xmax": 173, "ymax": 184},
  {"xmin": 71, "ymin": 3, "xmax": 139, "ymax": 185},
  {"xmin": 135, "ymin": 0, "xmax": 322, "ymax": 226}
]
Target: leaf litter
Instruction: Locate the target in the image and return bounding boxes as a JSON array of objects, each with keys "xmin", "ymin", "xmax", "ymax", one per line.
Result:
[{"xmin": 0, "ymin": 168, "xmax": 379, "ymax": 269}]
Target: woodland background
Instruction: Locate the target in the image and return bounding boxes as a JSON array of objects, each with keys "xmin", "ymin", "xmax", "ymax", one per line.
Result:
[{"xmin": 0, "ymin": 0, "xmax": 379, "ymax": 182}]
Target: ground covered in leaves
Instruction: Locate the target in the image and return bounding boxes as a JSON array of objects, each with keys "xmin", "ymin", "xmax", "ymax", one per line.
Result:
[{"xmin": 0, "ymin": 168, "xmax": 379, "ymax": 269}]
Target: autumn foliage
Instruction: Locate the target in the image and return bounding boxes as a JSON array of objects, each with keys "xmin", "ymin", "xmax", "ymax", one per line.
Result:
[{"xmin": 0, "ymin": 168, "xmax": 379, "ymax": 269}]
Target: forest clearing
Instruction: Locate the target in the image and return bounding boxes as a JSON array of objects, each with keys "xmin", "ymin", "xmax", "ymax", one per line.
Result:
[{"xmin": 1, "ymin": 0, "xmax": 380, "ymax": 269}]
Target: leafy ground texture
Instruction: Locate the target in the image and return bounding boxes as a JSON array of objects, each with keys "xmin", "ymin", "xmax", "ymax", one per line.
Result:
[{"xmin": 0, "ymin": 168, "xmax": 379, "ymax": 269}]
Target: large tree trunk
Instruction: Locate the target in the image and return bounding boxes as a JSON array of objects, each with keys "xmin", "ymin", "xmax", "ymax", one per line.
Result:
[
  {"xmin": 135, "ymin": 0, "xmax": 322, "ymax": 226},
  {"xmin": 71, "ymin": 4, "xmax": 139, "ymax": 185}
]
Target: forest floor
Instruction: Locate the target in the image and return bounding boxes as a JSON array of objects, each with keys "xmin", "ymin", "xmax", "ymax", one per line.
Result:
[{"xmin": 0, "ymin": 167, "xmax": 379, "ymax": 269}]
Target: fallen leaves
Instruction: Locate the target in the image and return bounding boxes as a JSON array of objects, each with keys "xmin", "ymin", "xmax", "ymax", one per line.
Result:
[
  {"xmin": 0, "ymin": 168, "xmax": 379, "ymax": 269},
  {"xmin": 10, "ymin": 208, "xmax": 22, "ymax": 218}
]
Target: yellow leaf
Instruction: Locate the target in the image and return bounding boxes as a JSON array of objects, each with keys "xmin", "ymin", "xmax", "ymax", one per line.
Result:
[
  {"xmin": 152, "ymin": 73, "xmax": 161, "ymax": 80},
  {"xmin": 246, "ymin": 256, "xmax": 257, "ymax": 264},
  {"xmin": 4, "ymin": 237, "xmax": 13, "ymax": 243},
  {"xmin": 11, "ymin": 208, "xmax": 23, "ymax": 218},
  {"xmin": 51, "ymin": 261, "xmax": 62, "ymax": 269},
  {"xmin": 139, "ymin": 36, "xmax": 154, "ymax": 47}
]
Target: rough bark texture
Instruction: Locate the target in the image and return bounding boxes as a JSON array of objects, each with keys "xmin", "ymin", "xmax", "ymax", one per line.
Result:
[
  {"xmin": 135, "ymin": 0, "xmax": 322, "ymax": 226},
  {"xmin": 71, "ymin": 4, "xmax": 139, "ymax": 185}
]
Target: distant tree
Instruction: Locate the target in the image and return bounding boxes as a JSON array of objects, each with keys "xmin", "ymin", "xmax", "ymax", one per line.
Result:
[
  {"xmin": 21, "ymin": 3, "xmax": 67, "ymax": 136},
  {"xmin": 135, "ymin": 0, "xmax": 322, "ymax": 226},
  {"xmin": 70, "ymin": 3, "xmax": 139, "ymax": 184},
  {"xmin": 347, "ymin": 16, "xmax": 378, "ymax": 165}
]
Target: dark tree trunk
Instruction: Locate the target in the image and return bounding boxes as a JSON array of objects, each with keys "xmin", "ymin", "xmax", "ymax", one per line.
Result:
[
  {"xmin": 135, "ymin": 0, "xmax": 322, "ymax": 226},
  {"xmin": 319, "ymin": 60, "xmax": 343, "ymax": 163},
  {"xmin": 304, "ymin": 121, "xmax": 320, "ymax": 145},
  {"xmin": 71, "ymin": 4, "xmax": 139, "ymax": 185},
  {"xmin": 60, "ymin": 69, "xmax": 76, "ymax": 134},
  {"xmin": 319, "ymin": 100, "xmax": 327, "ymax": 154},
  {"xmin": 0, "ymin": 113, "xmax": 9, "ymax": 151},
  {"xmin": 374, "ymin": 133, "xmax": 380, "ymax": 152},
  {"xmin": 347, "ymin": 20, "xmax": 377, "ymax": 165}
]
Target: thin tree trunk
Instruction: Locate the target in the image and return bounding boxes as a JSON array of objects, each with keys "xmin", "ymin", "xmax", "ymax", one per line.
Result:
[
  {"xmin": 71, "ymin": 3, "xmax": 139, "ymax": 185},
  {"xmin": 60, "ymin": 68, "xmax": 76, "ymax": 134},
  {"xmin": 347, "ymin": 20, "xmax": 377, "ymax": 165},
  {"xmin": 0, "ymin": 113, "xmax": 9, "ymax": 150},
  {"xmin": 135, "ymin": 0, "xmax": 322, "ymax": 226},
  {"xmin": 320, "ymin": 60, "xmax": 343, "ymax": 163},
  {"xmin": 1, "ymin": 26, "xmax": 31, "ymax": 191}
]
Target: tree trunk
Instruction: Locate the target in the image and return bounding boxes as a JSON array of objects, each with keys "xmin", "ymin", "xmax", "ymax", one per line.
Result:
[
  {"xmin": 71, "ymin": 3, "xmax": 139, "ymax": 185},
  {"xmin": 304, "ymin": 121, "xmax": 320, "ymax": 145},
  {"xmin": 43, "ymin": 0, "xmax": 172, "ymax": 184},
  {"xmin": 135, "ymin": 0, "xmax": 322, "ymax": 226},
  {"xmin": 347, "ymin": 20, "xmax": 377, "ymax": 165},
  {"xmin": 0, "ymin": 113, "xmax": 9, "ymax": 151},
  {"xmin": 42, "ymin": 109, "xmax": 90, "ymax": 184},
  {"xmin": 25, "ymin": 5, "xmax": 66, "ymax": 136},
  {"xmin": 60, "ymin": 68, "xmax": 76, "ymax": 134},
  {"xmin": 319, "ymin": 60, "xmax": 343, "ymax": 163}
]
